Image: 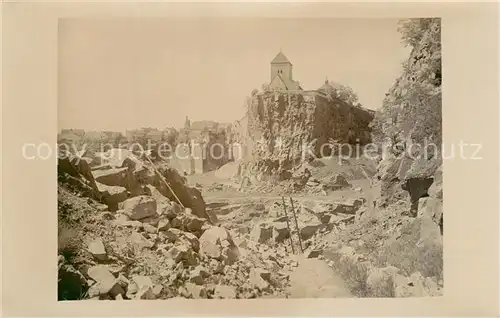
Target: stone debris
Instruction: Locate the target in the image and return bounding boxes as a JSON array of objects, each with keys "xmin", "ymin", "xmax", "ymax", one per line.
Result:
[{"xmin": 58, "ymin": 133, "xmax": 442, "ymax": 301}]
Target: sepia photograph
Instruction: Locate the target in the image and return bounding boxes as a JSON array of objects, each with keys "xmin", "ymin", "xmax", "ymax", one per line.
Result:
[{"xmin": 55, "ymin": 16, "xmax": 444, "ymax": 300}]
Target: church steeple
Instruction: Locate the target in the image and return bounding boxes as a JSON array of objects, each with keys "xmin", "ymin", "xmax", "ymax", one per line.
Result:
[{"xmin": 268, "ymin": 50, "xmax": 302, "ymax": 91}]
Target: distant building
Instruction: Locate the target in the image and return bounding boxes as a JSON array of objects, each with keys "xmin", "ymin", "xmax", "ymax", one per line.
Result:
[
  {"xmin": 269, "ymin": 50, "xmax": 303, "ymax": 91},
  {"xmin": 145, "ymin": 130, "xmax": 164, "ymax": 143},
  {"xmin": 318, "ymin": 77, "xmax": 337, "ymax": 95},
  {"xmin": 126, "ymin": 128, "xmax": 164, "ymax": 143}
]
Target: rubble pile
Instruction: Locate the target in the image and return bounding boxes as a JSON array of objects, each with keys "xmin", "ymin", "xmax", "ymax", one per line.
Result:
[{"xmin": 58, "ymin": 149, "xmax": 296, "ymax": 300}]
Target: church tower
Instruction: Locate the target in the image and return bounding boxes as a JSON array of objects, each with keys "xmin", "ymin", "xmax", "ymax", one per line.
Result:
[
  {"xmin": 270, "ymin": 50, "xmax": 293, "ymax": 82},
  {"xmin": 269, "ymin": 50, "xmax": 302, "ymax": 91}
]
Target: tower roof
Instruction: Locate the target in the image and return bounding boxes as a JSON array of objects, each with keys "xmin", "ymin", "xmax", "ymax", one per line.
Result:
[{"xmin": 271, "ymin": 51, "xmax": 292, "ymax": 64}]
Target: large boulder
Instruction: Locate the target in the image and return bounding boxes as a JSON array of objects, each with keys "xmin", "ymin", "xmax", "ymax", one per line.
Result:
[
  {"xmin": 87, "ymin": 238, "xmax": 107, "ymax": 261},
  {"xmin": 122, "ymin": 196, "xmax": 157, "ymax": 220},
  {"xmin": 199, "ymin": 226, "xmax": 240, "ymax": 265},
  {"xmin": 250, "ymin": 222, "xmax": 273, "ymax": 243},
  {"xmin": 297, "ymin": 214, "xmax": 323, "ymax": 240},
  {"xmin": 87, "ymin": 265, "xmax": 124, "ymax": 298},
  {"xmin": 179, "ymin": 213, "xmax": 208, "ymax": 237},
  {"xmin": 96, "ymin": 182, "xmax": 128, "ymax": 211},
  {"xmin": 249, "ymin": 268, "xmax": 271, "ymax": 291},
  {"xmin": 272, "ymin": 222, "xmax": 290, "ymax": 243},
  {"xmin": 92, "ymin": 167, "xmax": 128, "ymax": 188},
  {"xmin": 131, "ymin": 275, "xmax": 156, "ymax": 300}
]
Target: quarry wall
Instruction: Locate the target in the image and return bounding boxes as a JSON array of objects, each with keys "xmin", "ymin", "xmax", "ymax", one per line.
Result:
[{"xmin": 241, "ymin": 90, "xmax": 374, "ymax": 176}]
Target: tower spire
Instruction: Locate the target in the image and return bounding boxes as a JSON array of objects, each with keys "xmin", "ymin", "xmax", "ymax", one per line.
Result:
[{"xmin": 325, "ymin": 76, "xmax": 329, "ymax": 84}]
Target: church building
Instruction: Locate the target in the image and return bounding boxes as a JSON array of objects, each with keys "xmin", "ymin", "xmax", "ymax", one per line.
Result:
[{"xmin": 269, "ymin": 50, "xmax": 303, "ymax": 91}]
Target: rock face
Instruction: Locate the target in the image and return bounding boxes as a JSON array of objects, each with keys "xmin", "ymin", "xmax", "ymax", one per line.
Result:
[
  {"xmin": 241, "ymin": 90, "xmax": 374, "ymax": 178},
  {"xmin": 371, "ymin": 18, "xmax": 442, "ymax": 216}
]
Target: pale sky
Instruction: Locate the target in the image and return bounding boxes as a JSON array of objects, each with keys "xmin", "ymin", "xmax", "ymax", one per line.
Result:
[{"xmin": 58, "ymin": 18, "xmax": 411, "ymax": 132}]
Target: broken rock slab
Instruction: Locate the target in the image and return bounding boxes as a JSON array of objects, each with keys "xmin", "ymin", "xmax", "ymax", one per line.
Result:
[
  {"xmin": 189, "ymin": 265, "xmax": 209, "ymax": 285},
  {"xmin": 249, "ymin": 268, "xmax": 271, "ymax": 291},
  {"xmin": 271, "ymin": 222, "xmax": 290, "ymax": 243},
  {"xmin": 199, "ymin": 226, "xmax": 240, "ymax": 265},
  {"xmin": 87, "ymin": 238, "xmax": 107, "ymax": 262},
  {"xmin": 87, "ymin": 265, "xmax": 124, "ymax": 297},
  {"xmin": 92, "ymin": 167, "xmax": 128, "ymax": 188},
  {"xmin": 122, "ymin": 195, "xmax": 157, "ymax": 220},
  {"xmin": 96, "ymin": 182, "xmax": 128, "ymax": 212},
  {"xmin": 181, "ymin": 214, "xmax": 207, "ymax": 233},
  {"xmin": 250, "ymin": 222, "xmax": 273, "ymax": 243}
]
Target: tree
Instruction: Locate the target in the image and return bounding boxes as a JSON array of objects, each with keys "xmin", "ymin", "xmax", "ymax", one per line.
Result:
[
  {"xmin": 397, "ymin": 18, "xmax": 438, "ymax": 48},
  {"xmin": 329, "ymin": 82, "xmax": 360, "ymax": 107}
]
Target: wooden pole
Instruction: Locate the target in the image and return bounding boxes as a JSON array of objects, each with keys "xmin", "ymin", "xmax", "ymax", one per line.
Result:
[
  {"xmin": 289, "ymin": 197, "xmax": 304, "ymax": 253},
  {"xmin": 144, "ymin": 155, "xmax": 185, "ymax": 208},
  {"xmin": 281, "ymin": 196, "xmax": 295, "ymax": 254}
]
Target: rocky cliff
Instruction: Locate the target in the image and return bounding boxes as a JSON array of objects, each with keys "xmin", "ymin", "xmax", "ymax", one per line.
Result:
[
  {"xmin": 370, "ymin": 18, "xmax": 442, "ymax": 219},
  {"xmin": 243, "ymin": 91, "xmax": 374, "ymax": 179}
]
